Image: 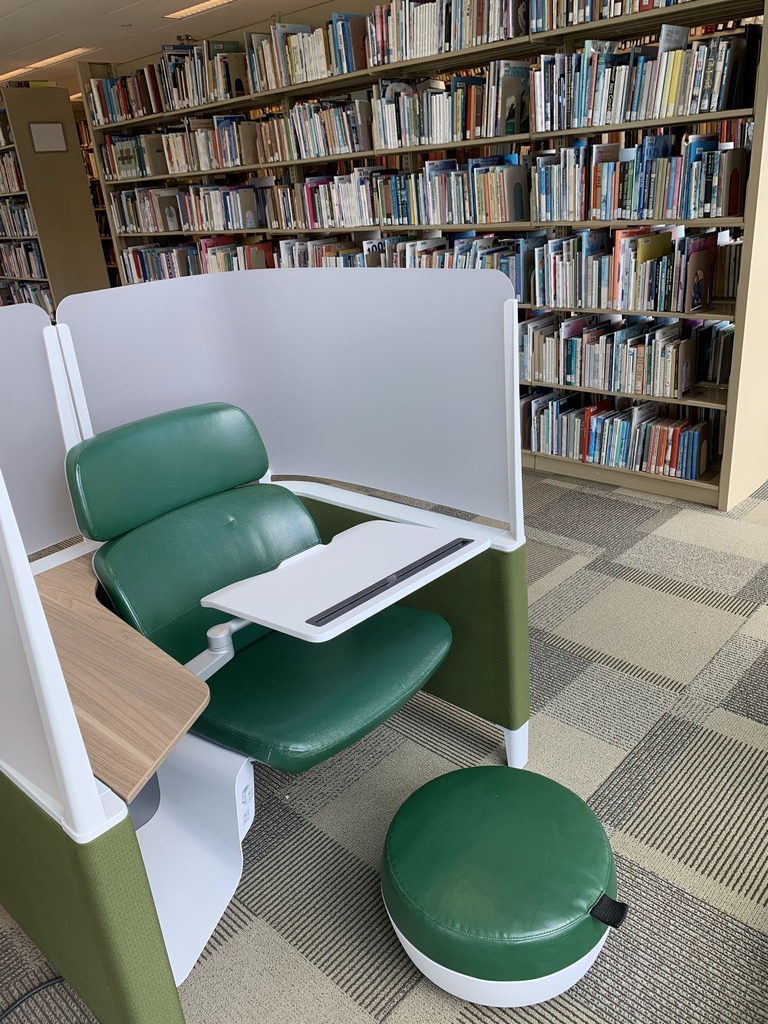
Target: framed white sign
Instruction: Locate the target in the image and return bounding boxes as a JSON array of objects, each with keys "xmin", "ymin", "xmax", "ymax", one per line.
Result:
[{"xmin": 30, "ymin": 122, "xmax": 66, "ymax": 152}]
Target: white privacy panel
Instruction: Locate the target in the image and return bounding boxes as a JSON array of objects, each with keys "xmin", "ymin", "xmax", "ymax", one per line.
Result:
[
  {"xmin": 0, "ymin": 470, "xmax": 109, "ymax": 841},
  {"xmin": 0, "ymin": 304, "xmax": 78, "ymax": 552},
  {"xmin": 58, "ymin": 269, "xmax": 517, "ymax": 525}
]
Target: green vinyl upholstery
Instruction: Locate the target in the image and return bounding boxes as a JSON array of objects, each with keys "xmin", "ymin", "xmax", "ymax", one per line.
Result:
[{"xmin": 65, "ymin": 403, "xmax": 452, "ymax": 773}]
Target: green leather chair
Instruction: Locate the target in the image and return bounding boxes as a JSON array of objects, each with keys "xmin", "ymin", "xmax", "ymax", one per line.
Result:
[{"xmin": 65, "ymin": 402, "xmax": 453, "ymax": 773}]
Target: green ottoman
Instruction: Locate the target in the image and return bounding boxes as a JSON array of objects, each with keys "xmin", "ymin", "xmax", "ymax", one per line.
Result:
[{"xmin": 381, "ymin": 767, "xmax": 627, "ymax": 1007}]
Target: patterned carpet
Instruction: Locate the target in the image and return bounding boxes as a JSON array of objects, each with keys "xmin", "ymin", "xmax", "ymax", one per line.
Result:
[{"xmin": 1, "ymin": 468, "xmax": 767, "ymax": 1023}]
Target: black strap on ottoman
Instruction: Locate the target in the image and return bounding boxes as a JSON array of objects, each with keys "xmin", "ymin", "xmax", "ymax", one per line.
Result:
[{"xmin": 590, "ymin": 894, "xmax": 629, "ymax": 928}]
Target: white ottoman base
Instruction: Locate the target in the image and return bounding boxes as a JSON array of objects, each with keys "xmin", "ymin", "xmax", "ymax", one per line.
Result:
[{"xmin": 386, "ymin": 909, "xmax": 609, "ymax": 1008}]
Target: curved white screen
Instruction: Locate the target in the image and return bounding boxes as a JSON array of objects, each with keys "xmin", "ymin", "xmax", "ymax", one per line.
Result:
[{"xmin": 58, "ymin": 269, "xmax": 516, "ymax": 523}]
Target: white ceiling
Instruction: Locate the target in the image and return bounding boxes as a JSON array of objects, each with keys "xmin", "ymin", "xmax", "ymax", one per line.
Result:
[{"xmin": 0, "ymin": 0, "xmax": 316, "ymax": 96}]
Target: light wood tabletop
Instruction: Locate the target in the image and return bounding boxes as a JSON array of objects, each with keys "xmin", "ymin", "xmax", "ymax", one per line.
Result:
[{"xmin": 35, "ymin": 554, "xmax": 209, "ymax": 804}]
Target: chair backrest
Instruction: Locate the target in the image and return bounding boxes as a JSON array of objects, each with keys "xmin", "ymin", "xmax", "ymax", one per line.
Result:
[{"xmin": 66, "ymin": 403, "xmax": 320, "ymax": 663}]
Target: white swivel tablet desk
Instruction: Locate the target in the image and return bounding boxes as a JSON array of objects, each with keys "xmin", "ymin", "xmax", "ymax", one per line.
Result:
[{"xmin": 203, "ymin": 521, "xmax": 490, "ymax": 642}]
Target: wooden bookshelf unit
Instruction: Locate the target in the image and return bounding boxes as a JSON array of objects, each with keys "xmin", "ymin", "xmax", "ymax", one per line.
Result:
[
  {"xmin": 0, "ymin": 86, "xmax": 109, "ymax": 315},
  {"xmin": 78, "ymin": 0, "xmax": 768, "ymax": 510}
]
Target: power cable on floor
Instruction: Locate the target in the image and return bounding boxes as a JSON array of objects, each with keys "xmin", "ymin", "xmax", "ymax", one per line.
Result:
[{"xmin": 0, "ymin": 977, "xmax": 65, "ymax": 1021}]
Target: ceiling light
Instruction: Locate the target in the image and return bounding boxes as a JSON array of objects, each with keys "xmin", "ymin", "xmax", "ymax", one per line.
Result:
[
  {"xmin": 164, "ymin": 0, "xmax": 238, "ymax": 19},
  {"xmin": 0, "ymin": 47, "xmax": 99, "ymax": 83}
]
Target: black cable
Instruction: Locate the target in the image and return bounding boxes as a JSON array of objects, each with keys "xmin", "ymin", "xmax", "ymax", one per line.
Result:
[{"xmin": 0, "ymin": 977, "xmax": 64, "ymax": 1021}]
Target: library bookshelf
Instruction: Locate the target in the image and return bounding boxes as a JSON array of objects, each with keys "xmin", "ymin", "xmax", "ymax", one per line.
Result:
[
  {"xmin": 0, "ymin": 86, "xmax": 109, "ymax": 315},
  {"xmin": 78, "ymin": 0, "xmax": 768, "ymax": 510},
  {"xmin": 75, "ymin": 113, "xmax": 121, "ymax": 287}
]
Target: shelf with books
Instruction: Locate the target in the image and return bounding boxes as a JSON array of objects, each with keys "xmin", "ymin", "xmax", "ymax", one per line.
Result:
[
  {"xmin": 266, "ymin": 221, "xmax": 535, "ymax": 234},
  {"xmin": 0, "ymin": 234, "xmax": 38, "ymax": 241},
  {"xmin": 79, "ymin": 0, "xmax": 768, "ymax": 508},
  {"xmin": 0, "ymin": 190, "xmax": 26, "ymax": 198},
  {"xmin": 0, "ymin": 273, "xmax": 48, "ymax": 283},
  {"xmin": 525, "ymin": 450, "xmax": 720, "ymax": 503},
  {"xmin": 529, "ymin": 108, "xmax": 754, "ymax": 139},
  {"xmin": 530, "ymin": 0, "xmax": 765, "ymax": 42},
  {"xmin": 519, "ymin": 379, "xmax": 728, "ymax": 409},
  {"xmin": 116, "ymin": 228, "xmax": 261, "ymax": 237},
  {"xmin": 530, "ymin": 302, "xmax": 736, "ymax": 320},
  {"xmin": 0, "ymin": 143, "xmax": 15, "ymax": 154},
  {"xmin": 531, "ymin": 218, "xmax": 744, "ymax": 228},
  {"xmin": 100, "ymin": 150, "xmax": 380, "ymax": 187},
  {"xmin": 374, "ymin": 132, "xmax": 530, "ymax": 155},
  {"xmin": 79, "ymin": 1, "xmax": 763, "ymax": 137},
  {"xmin": 87, "ymin": 69, "xmax": 376, "ymax": 134}
]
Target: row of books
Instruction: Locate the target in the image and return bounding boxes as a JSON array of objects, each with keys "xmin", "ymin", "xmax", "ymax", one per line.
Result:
[
  {"xmin": 0, "ymin": 239, "xmax": 46, "ymax": 280},
  {"xmin": 246, "ymin": 15, "xmax": 369, "ymax": 92},
  {"xmin": 110, "ymin": 184, "xmax": 269, "ymax": 234},
  {"xmin": 81, "ymin": 148, "xmax": 99, "ymax": 179},
  {"xmin": 197, "ymin": 237, "xmax": 274, "ymax": 273},
  {"xmin": 531, "ymin": 226, "xmax": 729, "ymax": 312},
  {"xmin": 530, "ymin": 137, "xmax": 748, "ymax": 222},
  {"xmin": 88, "ymin": 40, "xmax": 249, "ymax": 126},
  {"xmin": 0, "ymin": 152, "xmax": 23, "ymax": 195},
  {"xmin": 530, "ymin": 28, "xmax": 754, "ymax": 134},
  {"xmin": 231, "ymin": 162, "xmax": 738, "ymax": 235},
  {"xmin": 372, "ymin": 62, "xmax": 530, "ymax": 149},
  {"xmin": 0, "ymin": 279, "xmax": 53, "ymax": 316},
  {"xmin": 274, "ymin": 231, "xmax": 555, "ymax": 274},
  {"xmin": 75, "ymin": 119, "xmax": 91, "ymax": 148},
  {"xmin": 107, "ymin": 162, "xmax": 528, "ymax": 234},
  {"xmin": 114, "ymin": 229, "xmax": 557, "ymax": 278},
  {"xmin": 519, "ymin": 311, "xmax": 734, "ymax": 395},
  {"xmin": 712, "ymin": 236, "xmax": 741, "ymax": 299},
  {"xmin": 521, "ymin": 389, "xmax": 717, "ymax": 479},
  {"xmin": 121, "ymin": 243, "xmax": 201, "ymax": 283},
  {"xmin": 231, "ymin": 159, "xmax": 530, "ymax": 231},
  {"xmin": 119, "ymin": 236, "xmax": 275, "ymax": 282},
  {"xmin": 99, "ymin": 100, "xmax": 374, "ymax": 181},
  {"xmin": 530, "ymin": 4, "xmax": 751, "ymax": 35},
  {"xmin": 0, "ymin": 199, "xmax": 36, "ymax": 238},
  {"xmin": 366, "ymin": 0, "xmax": 528, "ymax": 67}
]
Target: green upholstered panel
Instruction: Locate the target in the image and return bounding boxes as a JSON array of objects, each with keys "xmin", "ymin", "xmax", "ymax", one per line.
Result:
[
  {"xmin": 195, "ymin": 605, "xmax": 452, "ymax": 772},
  {"xmin": 66, "ymin": 403, "xmax": 269, "ymax": 541},
  {"xmin": 95, "ymin": 483, "xmax": 320, "ymax": 664},
  {"xmin": 0, "ymin": 770, "xmax": 183, "ymax": 1024},
  {"xmin": 298, "ymin": 498, "xmax": 530, "ymax": 731},
  {"xmin": 382, "ymin": 767, "xmax": 615, "ymax": 980}
]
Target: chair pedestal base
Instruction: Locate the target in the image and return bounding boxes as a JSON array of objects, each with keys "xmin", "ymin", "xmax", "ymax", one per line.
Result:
[
  {"xmin": 136, "ymin": 734, "xmax": 254, "ymax": 984},
  {"xmin": 388, "ymin": 913, "xmax": 608, "ymax": 1008}
]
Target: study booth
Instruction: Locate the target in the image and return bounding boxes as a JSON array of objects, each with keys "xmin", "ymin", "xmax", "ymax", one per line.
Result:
[{"xmin": 0, "ymin": 271, "xmax": 536, "ymax": 1021}]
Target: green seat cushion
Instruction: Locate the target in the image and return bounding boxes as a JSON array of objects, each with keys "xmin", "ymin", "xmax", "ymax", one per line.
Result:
[
  {"xmin": 193, "ymin": 605, "xmax": 452, "ymax": 773},
  {"xmin": 382, "ymin": 767, "xmax": 615, "ymax": 981}
]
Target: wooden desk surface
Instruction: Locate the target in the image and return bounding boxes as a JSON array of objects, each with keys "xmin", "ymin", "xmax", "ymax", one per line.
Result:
[{"xmin": 35, "ymin": 554, "xmax": 209, "ymax": 804}]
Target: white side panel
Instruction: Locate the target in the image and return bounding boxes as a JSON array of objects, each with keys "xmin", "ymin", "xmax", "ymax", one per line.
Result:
[
  {"xmin": 0, "ymin": 304, "xmax": 78, "ymax": 552},
  {"xmin": 57, "ymin": 269, "xmax": 519, "ymax": 531},
  {"xmin": 0, "ymin": 470, "xmax": 114, "ymax": 842},
  {"xmin": 137, "ymin": 734, "xmax": 253, "ymax": 984}
]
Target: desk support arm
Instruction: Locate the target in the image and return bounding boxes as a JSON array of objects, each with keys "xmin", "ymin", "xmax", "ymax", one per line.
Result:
[{"xmin": 185, "ymin": 618, "xmax": 250, "ymax": 682}]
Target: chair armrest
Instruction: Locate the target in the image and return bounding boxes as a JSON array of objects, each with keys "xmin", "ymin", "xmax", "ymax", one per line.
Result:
[
  {"xmin": 276, "ymin": 480, "xmax": 523, "ymax": 552},
  {"xmin": 184, "ymin": 617, "xmax": 250, "ymax": 681}
]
